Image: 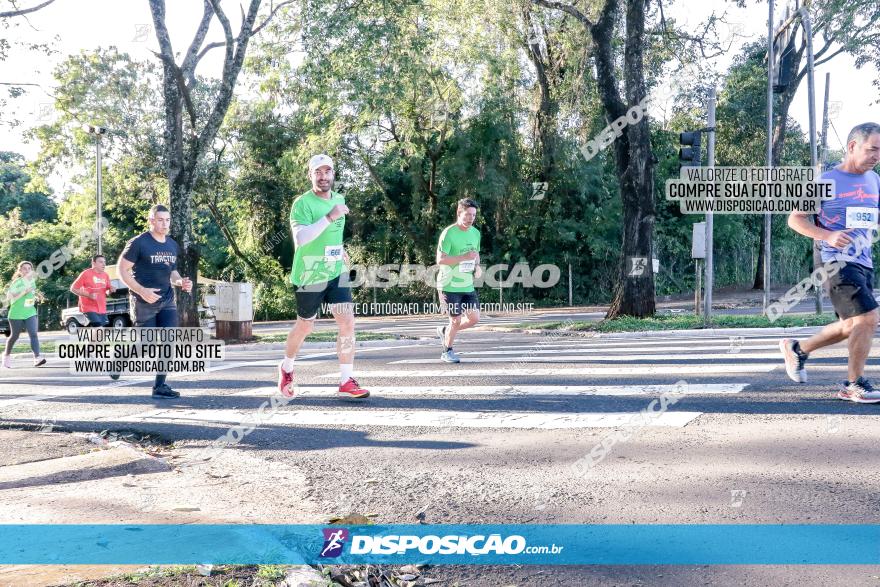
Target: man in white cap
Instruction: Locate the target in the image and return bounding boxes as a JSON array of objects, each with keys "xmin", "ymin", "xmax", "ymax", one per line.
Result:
[{"xmin": 277, "ymin": 154, "xmax": 370, "ymax": 399}]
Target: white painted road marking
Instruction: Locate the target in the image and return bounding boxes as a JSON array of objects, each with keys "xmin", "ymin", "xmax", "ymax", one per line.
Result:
[
  {"xmin": 389, "ymin": 353, "xmax": 790, "ymax": 364},
  {"xmin": 320, "ymin": 364, "xmax": 778, "ymax": 378},
  {"xmin": 469, "ymin": 345, "xmax": 784, "ymax": 355},
  {"xmin": 228, "ymin": 383, "xmax": 746, "ymax": 397},
  {"xmin": 120, "ymin": 408, "xmax": 702, "ymax": 429}
]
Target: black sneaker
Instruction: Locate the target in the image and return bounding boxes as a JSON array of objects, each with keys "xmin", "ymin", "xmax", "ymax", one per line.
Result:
[{"xmin": 152, "ymin": 384, "xmax": 180, "ymax": 398}]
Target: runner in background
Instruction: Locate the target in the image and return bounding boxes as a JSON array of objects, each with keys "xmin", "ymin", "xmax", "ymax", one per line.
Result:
[
  {"xmin": 2, "ymin": 261, "xmax": 45, "ymax": 369},
  {"xmin": 435, "ymin": 198, "xmax": 482, "ymax": 363},
  {"xmin": 118, "ymin": 204, "xmax": 193, "ymax": 398},
  {"xmin": 70, "ymin": 254, "xmax": 116, "ymax": 328}
]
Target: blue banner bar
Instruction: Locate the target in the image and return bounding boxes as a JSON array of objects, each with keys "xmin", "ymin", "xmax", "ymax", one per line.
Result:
[{"xmin": 2, "ymin": 525, "xmax": 879, "ymax": 565}]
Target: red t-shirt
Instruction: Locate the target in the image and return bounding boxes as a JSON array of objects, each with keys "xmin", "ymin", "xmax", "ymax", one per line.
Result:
[{"xmin": 72, "ymin": 269, "xmax": 111, "ymax": 314}]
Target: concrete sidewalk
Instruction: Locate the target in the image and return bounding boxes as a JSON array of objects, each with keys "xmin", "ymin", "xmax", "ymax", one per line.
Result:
[{"xmin": 0, "ymin": 428, "xmax": 321, "ymax": 586}]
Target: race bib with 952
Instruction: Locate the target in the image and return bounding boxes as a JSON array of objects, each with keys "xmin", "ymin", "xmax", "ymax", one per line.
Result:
[{"xmin": 846, "ymin": 207, "xmax": 879, "ymax": 229}]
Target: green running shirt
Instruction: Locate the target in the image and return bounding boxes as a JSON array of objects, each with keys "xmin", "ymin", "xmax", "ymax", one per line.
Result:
[
  {"xmin": 7, "ymin": 277, "xmax": 37, "ymax": 320},
  {"xmin": 436, "ymin": 224, "xmax": 481, "ymax": 293},
  {"xmin": 289, "ymin": 190, "xmax": 346, "ymax": 286}
]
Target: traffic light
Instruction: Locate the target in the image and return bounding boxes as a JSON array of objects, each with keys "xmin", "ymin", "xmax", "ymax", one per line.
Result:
[{"xmin": 679, "ymin": 131, "xmax": 702, "ymax": 169}]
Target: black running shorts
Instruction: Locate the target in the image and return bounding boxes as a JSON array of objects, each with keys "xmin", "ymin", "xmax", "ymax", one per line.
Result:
[
  {"xmin": 828, "ymin": 262, "xmax": 879, "ymax": 319},
  {"xmin": 440, "ymin": 290, "xmax": 480, "ymax": 317},
  {"xmin": 294, "ymin": 275, "xmax": 353, "ymax": 320}
]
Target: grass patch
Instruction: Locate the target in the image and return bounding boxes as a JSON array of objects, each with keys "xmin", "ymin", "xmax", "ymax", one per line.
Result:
[
  {"xmin": 66, "ymin": 565, "xmax": 300, "ymax": 586},
  {"xmin": 9, "ymin": 340, "xmax": 56, "ymax": 354},
  {"xmin": 255, "ymin": 565, "xmax": 287, "ymax": 581},
  {"xmin": 509, "ymin": 313, "xmax": 837, "ymax": 333},
  {"xmin": 255, "ymin": 331, "xmax": 396, "ymax": 344}
]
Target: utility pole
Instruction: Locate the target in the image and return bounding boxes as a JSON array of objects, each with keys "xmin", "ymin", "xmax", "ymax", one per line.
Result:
[
  {"xmin": 764, "ymin": 0, "xmax": 774, "ymax": 316},
  {"xmin": 820, "ymin": 73, "xmax": 831, "ymax": 169},
  {"xmin": 802, "ymin": 6, "xmax": 821, "ymax": 315},
  {"xmin": 83, "ymin": 124, "xmax": 107, "ymax": 255},
  {"xmin": 703, "ymin": 88, "xmax": 716, "ymax": 324}
]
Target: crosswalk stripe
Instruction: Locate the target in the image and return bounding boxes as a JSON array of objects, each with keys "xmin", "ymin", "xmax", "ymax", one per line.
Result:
[
  {"xmin": 120, "ymin": 408, "xmax": 702, "ymax": 429},
  {"xmin": 484, "ymin": 332, "xmax": 844, "ymax": 349},
  {"xmin": 467, "ymin": 345, "xmax": 783, "ymax": 355},
  {"xmin": 389, "ymin": 352, "xmax": 797, "ymax": 364},
  {"xmin": 320, "ymin": 364, "xmax": 778, "ymax": 378},
  {"xmin": 462, "ymin": 337, "xmax": 805, "ymax": 350},
  {"xmin": 227, "ymin": 383, "xmax": 747, "ymax": 397},
  {"xmin": 0, "ymin": 344, "xmax": 426, "ymax": 408}
]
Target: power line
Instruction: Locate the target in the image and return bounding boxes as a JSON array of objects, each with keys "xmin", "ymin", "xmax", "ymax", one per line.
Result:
[{"xmin": 829, "ymin": 120, "xmax": 845, "ymax": 151}]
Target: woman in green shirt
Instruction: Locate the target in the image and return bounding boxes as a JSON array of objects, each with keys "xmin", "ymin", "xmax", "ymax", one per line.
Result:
[{"xmin": 2, "ymin": 261, "xmax": 45, "ymax": 369}]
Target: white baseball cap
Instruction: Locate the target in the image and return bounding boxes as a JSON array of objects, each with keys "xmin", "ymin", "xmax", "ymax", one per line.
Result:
[{"xmin": 308, "ymin": 154, "xmax": 334, "ymax": 173}]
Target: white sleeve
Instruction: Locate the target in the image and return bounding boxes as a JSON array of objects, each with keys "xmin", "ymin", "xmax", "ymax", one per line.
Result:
[{"xmin": 291, "ymin": 216, "xmax": 331, "ymax": 247}]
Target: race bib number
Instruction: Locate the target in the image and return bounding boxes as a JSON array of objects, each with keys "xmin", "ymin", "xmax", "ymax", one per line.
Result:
[
  {"xmin": 458, "ymin": 260, "xmax": 475, "ymax": 273},
  {"xmin": 24, "ymin": 298, "xmax": 35, "ymax": 308},
  {"xmin": 846, "ymin": 207, "xmax": 878, "ymax": 229},
  {"xmin": 324, "ymin": 245, "xmax": 343, "ymax": 261}
]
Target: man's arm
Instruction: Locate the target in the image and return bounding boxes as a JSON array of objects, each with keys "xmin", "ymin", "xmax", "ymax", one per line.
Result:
[
  {"xmin": 787, "ymin": 212, "xmax": 853, "ymax": 248},
  {"xmin": 169, "ymin": 270, "xmax": 193, "ymax": 293},
  {"xmin": 70, "ymin": 273, "xmax": 95, "ymax": 300},
  {"xmin": 437, "ymin": 250, "xmax": 477, "ymax": 266},
  {"xmin": 292, "ymin": 216, "xmax": 331, "ymax": 247},
  {"xmin": 117, "ymin": 256, "xmax": 162, "ymax": 304},
  {"xmin": 291, "ymin": 203, "xmax": 349, "ymax": 247},
  {"xmin": 70, "ymin": 285, "xmax": 96, "ymax": 300}
]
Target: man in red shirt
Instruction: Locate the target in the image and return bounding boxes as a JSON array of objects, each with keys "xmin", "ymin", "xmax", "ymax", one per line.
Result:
[{"xmin": 70, "ymin": 254, "xmax": 116, "ymax": 327}]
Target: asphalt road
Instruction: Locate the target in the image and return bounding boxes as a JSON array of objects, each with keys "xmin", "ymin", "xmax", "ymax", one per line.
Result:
[{"xmin": 3, "ymin": 318, "xmax": 880, "ymax": 585}]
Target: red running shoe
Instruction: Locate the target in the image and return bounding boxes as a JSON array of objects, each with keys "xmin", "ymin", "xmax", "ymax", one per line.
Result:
[
  {"xmin": 278, "ymin": 363, "xmax": 295, "ymax": 398},
  {"xmin": 338, "ymin": 377, "xmax": 370, "ymax": 399}
]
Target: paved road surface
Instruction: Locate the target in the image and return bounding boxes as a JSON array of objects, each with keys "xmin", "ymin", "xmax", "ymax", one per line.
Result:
[{"xmin": 2, "ymin": 323, "xmax": 880, "ymax": 585}]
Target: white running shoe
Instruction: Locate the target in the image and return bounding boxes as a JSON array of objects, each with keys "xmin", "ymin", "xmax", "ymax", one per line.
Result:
[{"xmin": 779, "ymin": 339, "xmax": 808, "ymax": 383}]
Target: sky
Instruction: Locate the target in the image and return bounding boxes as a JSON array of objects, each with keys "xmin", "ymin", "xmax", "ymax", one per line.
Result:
[{"xmin": 0, "ymin": 0, "xmax": 876, "ymax": 188}]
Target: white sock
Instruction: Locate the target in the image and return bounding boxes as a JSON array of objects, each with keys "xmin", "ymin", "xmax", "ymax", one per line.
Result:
[
  {"xmin": 340, "ymin": 363, "xmax": 354, "ymax": 384},
  {"xmin": 281, "ymin": 355, "xmax": 295, "ymax": 373}
]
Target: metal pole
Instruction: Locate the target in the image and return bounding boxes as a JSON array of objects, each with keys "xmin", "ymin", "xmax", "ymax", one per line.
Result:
[
  {"xmin": 803, "ymin": 8, "xmax": 818, "ymax": 167},
  {"xmin": 820, "ymin": 73, "xmax": 831, "ymax": 168},
  {"xmin": 96, "ymin": 136, "xmax": 103, "ymax": 255},
  {"xmin": 764, "ymin": 0, "xmax": 774, "ymax": 315},
  {"xmin": 801, "ymin": 8, "xmax": 822, "ymax": 314},
  {"xmin": 703, "ymin": 88, "xmax": 716, "ymax": 324},
  {"xmin": 568, "ymin": 263, "xmax": 573, "ymax": 306},
  {"xmin": 695, "ymin": 259, "xmax": 702, "ymax": 316}
]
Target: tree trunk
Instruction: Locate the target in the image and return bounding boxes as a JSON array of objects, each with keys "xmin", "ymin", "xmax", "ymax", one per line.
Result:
[
  {"xmin": 596, "ymin": 0, "xmax": 655, "ymax": 318},
  {"xmin": 753, "ymin": 216, "xmax": 766, "ymax": 289},
  {"xmin": 149, "ymin": 0, "xmax": 268, "ymax": 326},
  {"xmin": 170, "ymin": 169, "xmax": 199, "ymax": 326}
]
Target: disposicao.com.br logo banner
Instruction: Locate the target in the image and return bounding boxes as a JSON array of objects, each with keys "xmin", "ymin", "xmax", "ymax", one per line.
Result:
[{"xmin": 4, "ymin": 524, "xmax": 880, "ymax": 565}]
